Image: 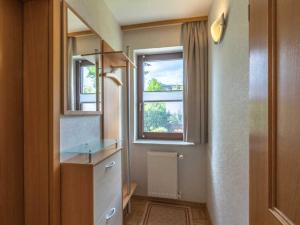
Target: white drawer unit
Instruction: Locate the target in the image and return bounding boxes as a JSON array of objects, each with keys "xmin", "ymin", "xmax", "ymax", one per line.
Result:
[
  {"xmin": 96, "ymin": 194, "xmax": 123, "ymax": 225},
  {"xmin": 61, "ymin": 149, "xmax": 122, "ymax": 225},
  {"xmin": 94, "ymin": 152, "xmax": 122, "ymax": 224}
]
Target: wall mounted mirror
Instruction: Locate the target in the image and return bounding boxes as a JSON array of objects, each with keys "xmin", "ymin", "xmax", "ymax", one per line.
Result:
[{"xmin": 62, "ymin": 3, "xmax": 102, "ymax": 115}]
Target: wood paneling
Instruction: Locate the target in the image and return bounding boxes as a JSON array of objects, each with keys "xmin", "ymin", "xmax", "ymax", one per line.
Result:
[
  {"xmin": 249, "ymin": 0, "xmax": 271, "ymax": 223},
  {"xmin": 121, "ymin": 16, "xmax": 208, "ymax": 31},
  {"xmin": 24, "ymin": 2, "xmax": 50, "ymax": 224},
  {"xmin": 101, "ymin": 40, "xmax": 134, "ymax": 140},
  {"xmin": 49, "ymin": 0, "xmax": 61, "ymax": 225},
  {"xmin": 104, "ymin": 77, "xmax": 121, "ymax": 140},
  {"xmin": 68, "ymin": 30, "xmax": 94, "ymax": 37},
  {"xmin": 250, "ymin": 0, "xmax": 300, "ymax": 224},
  {"xmin": 23, "ymin": 1, "xmax": 61, "ymax": 225},
  {"xmin": 273, "ymin": 0, "xmax": 300, "ymax": 223},
  {"xmin": 61, "ymin": 164, "xmax": 94, "ymax": 225},
  {"xmin": 0, "ymin": 1, "xmax": 24, "ymax": 225}
]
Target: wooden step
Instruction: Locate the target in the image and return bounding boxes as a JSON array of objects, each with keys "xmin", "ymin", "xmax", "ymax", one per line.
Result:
[{"xmin": 123, "ymin": 182, "xmax": 137, "ymax": 209}]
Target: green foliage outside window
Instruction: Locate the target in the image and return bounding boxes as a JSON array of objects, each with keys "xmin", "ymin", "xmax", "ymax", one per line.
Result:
[
  {"xmin": 144, "ymin": 78, "xmax": 183, "ymax": 133},
  {"xmin": 144, "ymin": 102, "xmax": 170, "ymax": 132},
  {"xmin": 146, "ymin": 78, "xmax": 162, "ymax": 91},
  {"xmin": 82, "ymin": 66, "xmax": 96, "ymax": 94},
  {"xmin": 87, "ymin": 66, "xmax": 96, "ymax": 78}
]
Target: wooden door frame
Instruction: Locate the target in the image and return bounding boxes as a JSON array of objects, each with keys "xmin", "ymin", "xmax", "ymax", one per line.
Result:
[
  {"xmin": 23, "ymin": 1, "xmax": 61, "ymax": 225},
  {"xmin": 249, "ymin": 0, "xmax": 274, "ymax": 224}
]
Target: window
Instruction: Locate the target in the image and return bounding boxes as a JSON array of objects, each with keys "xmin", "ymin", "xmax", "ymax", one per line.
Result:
[
  {"xmin": 75, "ymin": 60, "xmax": 98, "ymax": 111},
  {"xmin": 80, "ymin": 64, "xmax": 96, "ymax": 94},
  {"xmin": 137, "ymin": 52, "xmax": 184, "ymax": 140}
]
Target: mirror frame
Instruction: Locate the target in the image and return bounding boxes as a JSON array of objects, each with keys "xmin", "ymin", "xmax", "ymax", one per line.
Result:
[{"xmin": 62, "ymin": 2, "xmax": 103, "ymax": 116}]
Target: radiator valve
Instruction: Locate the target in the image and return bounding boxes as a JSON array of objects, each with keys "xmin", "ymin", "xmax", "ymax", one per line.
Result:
[{"xmin": 177, "ymin": 154, "xmax": 184, "ymax": 160}]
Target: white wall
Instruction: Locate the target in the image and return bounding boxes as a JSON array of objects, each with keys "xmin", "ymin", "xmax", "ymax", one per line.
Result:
[
  {"xmin": 207, "ymin": 0, "xmax": 249, "ymax": 224},
  {"xmin": 123, "ymin": 26, "xmax": 207, "ymax": 203},
  {"xmin": 123, "ymin": 25, "xmax": 182, "ymax": 51},
  {"xmin": 60, "ymin": 0, "xmax": 122, "ymax": 150},
  {"xmin": 66, "ymin": 0, "xmax": 122, "ymax": 50},
  {"xmin": 60, "ymin": 116, "xmax": 101, "ymax": 150}
]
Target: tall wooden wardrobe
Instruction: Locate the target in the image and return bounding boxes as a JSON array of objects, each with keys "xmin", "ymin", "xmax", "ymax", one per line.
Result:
[
  {"xmin": 0, "ymin": 1, "xmax": 24, "ymax": 225},
  {"xmin": 0, "ymin": 1, "xmax": 61, "ymax": 225}
]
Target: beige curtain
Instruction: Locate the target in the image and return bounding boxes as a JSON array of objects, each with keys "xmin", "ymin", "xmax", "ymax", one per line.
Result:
[{"xmin": 181, "ymin": 21, "xmax": 208, "ymax": 144}]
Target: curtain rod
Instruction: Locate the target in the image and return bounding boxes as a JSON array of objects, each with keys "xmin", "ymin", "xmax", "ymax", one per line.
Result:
[{"xmin": 121, "ymin": 16, "xmax": 208, "ymax": 31}]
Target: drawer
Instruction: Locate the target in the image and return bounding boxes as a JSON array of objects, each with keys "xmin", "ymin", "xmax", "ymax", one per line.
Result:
[
  {"xmin": 93, "ymin": 151, "xmax": 122, "ymax": 224},
  {"xmin": 96, "ymin": 194, "xmax": 122, "ymax": 225}
]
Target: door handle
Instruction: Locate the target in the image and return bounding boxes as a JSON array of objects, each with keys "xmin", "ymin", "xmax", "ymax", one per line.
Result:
[{"xmin": 105, "ymin": 208, "xmax": 116, "ymax": 221}]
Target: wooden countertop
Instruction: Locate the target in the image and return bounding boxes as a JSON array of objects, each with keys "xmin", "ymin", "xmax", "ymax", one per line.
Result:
[{"xmin": 61, "ymin": 145, "xmax": 123, "ymax": 166}]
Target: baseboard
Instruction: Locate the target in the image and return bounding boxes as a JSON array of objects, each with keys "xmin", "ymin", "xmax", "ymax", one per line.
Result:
[
  {"xmin": 132, "ymin": 195, "xmax": 206, "ymax": 208},
  {"xmin": 204, "ymin": 206, "xmax": 213, "ymax": 225}
]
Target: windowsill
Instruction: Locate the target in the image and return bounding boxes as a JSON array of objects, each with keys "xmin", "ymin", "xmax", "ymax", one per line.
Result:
[{"xmin": 133, "ymin": 139, "xmax": 195, "ymax": 146}]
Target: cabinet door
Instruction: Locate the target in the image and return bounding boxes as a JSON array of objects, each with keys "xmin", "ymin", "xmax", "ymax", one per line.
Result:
[{"xmin": 94, "ymin": 152, "xmax": 122, "ymax": 225}]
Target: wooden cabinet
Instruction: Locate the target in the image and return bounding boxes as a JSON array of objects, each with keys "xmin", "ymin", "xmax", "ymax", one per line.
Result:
[
  {"xmin": 61, "ymin": 150, "xmax": 122, "ymax": 225},
  {"xmin": 0, "ymin": 1, "xmax": 24, "ymax": 225}
]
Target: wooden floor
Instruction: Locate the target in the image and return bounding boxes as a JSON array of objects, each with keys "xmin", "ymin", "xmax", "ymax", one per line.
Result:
[{"xmin": 124, "ymin": 197, "xmax": 211, "ymax": 225}]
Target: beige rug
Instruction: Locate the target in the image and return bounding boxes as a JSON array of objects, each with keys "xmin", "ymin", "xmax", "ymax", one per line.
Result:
[{"xmin": 140, "ymin": 201, "xmax": 193, "ymax": 225}]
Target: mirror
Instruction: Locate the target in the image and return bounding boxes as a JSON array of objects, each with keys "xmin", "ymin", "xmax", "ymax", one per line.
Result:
[{"xmin": 63, "ymin": 4, "xmax": 102, "ymax": 115}]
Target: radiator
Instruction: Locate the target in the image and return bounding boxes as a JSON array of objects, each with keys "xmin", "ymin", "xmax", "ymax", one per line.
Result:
[{"xmin": 147, "ymin": 151, "xmax": 179, "ymax": 199}]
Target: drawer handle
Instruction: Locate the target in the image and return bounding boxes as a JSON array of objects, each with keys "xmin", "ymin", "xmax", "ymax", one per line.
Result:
[
  {"xmin": 105, "ymin": 161, "xmax": 116, "ymax": 169},
  {"xmin": 105, "ymin": 208, "xmax": 116, "ymax": 221}
]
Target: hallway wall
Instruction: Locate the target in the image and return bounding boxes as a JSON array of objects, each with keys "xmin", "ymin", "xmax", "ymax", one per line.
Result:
[
  {"xmin": 60, "ymin": 0, "xmax": 122, "ymax": 151},
  {"xmin": 123, "ymin": 26, "xmax": 207, "ymax": 203},
  {"xmin": 207, "ymin": 0, "xmax": 249, "ymax": 224}
]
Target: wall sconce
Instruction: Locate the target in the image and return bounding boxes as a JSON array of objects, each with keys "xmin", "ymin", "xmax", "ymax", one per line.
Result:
[{"xmin": 211, "ymin": 13, "xmax": 226, "ymax": 44}]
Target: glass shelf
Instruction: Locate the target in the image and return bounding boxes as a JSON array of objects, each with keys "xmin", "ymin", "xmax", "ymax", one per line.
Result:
[
  {"xmin": 60, "ymin": 139, "xmax": 120, "ymax": 163},
  {"xmin": 81, "ymin": 51, "xmax": 135, "ymax": 68},
  {"xmin": 81, "ymin": 40, "xmax": 135, "ymax": 69}
]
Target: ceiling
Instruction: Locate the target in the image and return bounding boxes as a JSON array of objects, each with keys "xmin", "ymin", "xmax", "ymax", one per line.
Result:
[{"xmin": 104, "ymin": 0, "xmax": 212, "ymax": 26}]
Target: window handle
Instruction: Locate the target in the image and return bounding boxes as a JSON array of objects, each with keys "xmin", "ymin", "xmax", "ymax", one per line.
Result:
[{"xmin": 139, "ymin": 102, "xmax": 143, "ymax": 112}]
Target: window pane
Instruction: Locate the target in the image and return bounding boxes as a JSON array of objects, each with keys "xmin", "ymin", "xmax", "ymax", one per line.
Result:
[
  {"xmin": 143, "ymin": 59, "xmax": 183, "ymax": 92},
  {"xmin": 81, "ymin": 65, "xmax": 96, "ymax": 94},
  {"xmin": 143, "ymin": 91, "xmax": 183, "ymax": 102},
  {"xmin": 81, "ymin": 103, "xmax": 96, "ymax": 111},
  {"xmin": 143, "ymin": 101, "xmax": 183, "ymax": 133}
]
